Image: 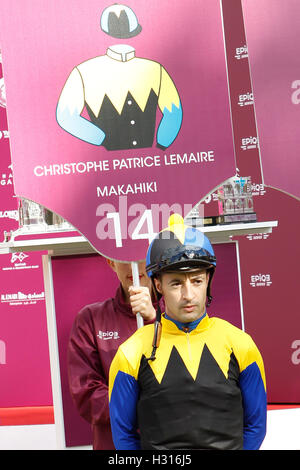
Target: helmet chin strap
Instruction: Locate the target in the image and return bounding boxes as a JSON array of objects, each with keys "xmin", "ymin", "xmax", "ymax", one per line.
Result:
[
  {"xmin": 206, "ymin": 266, "xmax": 215, "ymax": 307},
  {"xmin": 146, "ymin": 279, "xmax": 162, "ymax": 362}
]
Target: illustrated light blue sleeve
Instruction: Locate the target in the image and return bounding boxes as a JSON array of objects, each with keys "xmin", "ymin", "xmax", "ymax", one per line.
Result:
[
  {"xmin": 239, "ymin": 361, "xmax": 267, "ymax": 450},
  {"xmin": 156, "ymin": 66, "xmax": 182, "ymax": 149},
  {"xmin": 109, "ymin": 370, "xmax": 141, "ymax": 450},
  {"xmin": 157, "ymin": 102, "xmax": 183, "ymax": 149},
  {"xmin": 56, "ymin": 67, "xmax": 105, "ymax": 146}
]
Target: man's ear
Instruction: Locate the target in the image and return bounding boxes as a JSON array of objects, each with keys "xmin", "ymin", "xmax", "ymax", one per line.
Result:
[
  {"xmin": 154, "ymin": 277, "xmax": 162, "ymax": 295},
  {"xmin": 107, "ymin": 258, "xmax": 116, "ymax": 272}
]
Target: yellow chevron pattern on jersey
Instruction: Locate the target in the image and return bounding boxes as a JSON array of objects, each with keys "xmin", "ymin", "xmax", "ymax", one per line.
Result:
[
  {"xmin": 109, "ymin": 315, "xmax": 267, "ymax": 393},
  {"xmin": 71, "ymin": 55, "xmax": 181, "ymax": 116}
]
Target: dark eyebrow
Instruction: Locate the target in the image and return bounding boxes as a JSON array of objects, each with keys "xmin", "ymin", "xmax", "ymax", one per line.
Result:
[
  {"xmin": 168, "ymin": 277, "xmax": 183, "ymax": 284},
  {"xmin": 167, "ymin": 271, "xmax": 206, "ymax": 284},
  {"xmin": 190, "ymin": 272, "xmax": 206, "ymax": 280}
]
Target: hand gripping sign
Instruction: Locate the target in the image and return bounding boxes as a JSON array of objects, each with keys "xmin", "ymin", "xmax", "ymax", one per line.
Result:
[{"xmin": 0, "ymin": 2, "xmax": 236, "ymax": 282}]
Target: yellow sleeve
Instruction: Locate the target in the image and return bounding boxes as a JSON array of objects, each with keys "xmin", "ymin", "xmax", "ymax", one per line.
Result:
[{"xmin": 158, "ymin": 66, "xmax": 181, "ymax": 113}]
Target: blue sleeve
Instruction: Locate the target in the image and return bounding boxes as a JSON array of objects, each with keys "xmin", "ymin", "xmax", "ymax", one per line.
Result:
[
  {"xmin": 109, "ymin": 370, "xmax": 141, "ymax": 450},
  {"xmin": 157, "ymin": 102, "xmax": 182, "ymax": 149},
  {"xmin": 56, "ymin": 67, "xmax": 105, "ymax": 146},
  {"xmin": 56, "ymin": 105, "xmax": 105, "ymax": 146},
  {"xmin": 239, "ymin": 362, "xmax": 267, "ymax": 450}
]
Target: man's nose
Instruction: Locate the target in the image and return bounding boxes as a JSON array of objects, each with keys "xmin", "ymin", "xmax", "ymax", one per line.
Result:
[{"xmin": 182, "ymin": 280, "xmax": 193, "ymax": 301}]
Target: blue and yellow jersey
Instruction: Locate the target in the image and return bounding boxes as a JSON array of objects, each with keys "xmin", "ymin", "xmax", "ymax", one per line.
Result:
[
  {"xmin": 109, "ymin": 314, "xmax": 267, "ymax": 450},
  {"xmin": 56, "ymin": 48, "xmax": 182, "ymax": 150}
]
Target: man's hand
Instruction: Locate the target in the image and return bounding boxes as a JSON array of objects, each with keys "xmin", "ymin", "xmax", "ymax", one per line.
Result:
[{"xmin": 128, "ymin": 286, "xmax": 156, "ymax": 322}]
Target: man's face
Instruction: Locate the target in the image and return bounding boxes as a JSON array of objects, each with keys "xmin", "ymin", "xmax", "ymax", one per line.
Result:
[
  {"xmin": 107, "ymin": 259, "xmax": 151, "ymax": 301},
  {"xmin": 154, "ymin": 269, "xmax": 209, "ymax": 323}
]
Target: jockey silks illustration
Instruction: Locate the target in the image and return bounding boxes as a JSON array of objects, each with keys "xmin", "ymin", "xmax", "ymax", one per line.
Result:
[{"xmin": 56, "ymin": 4, "xmax": 183, "ymax": 151}]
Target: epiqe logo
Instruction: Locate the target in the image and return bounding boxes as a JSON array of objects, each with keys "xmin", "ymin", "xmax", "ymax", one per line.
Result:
[
  {"xmin": 251, "ymin": 182, "xmax": 266, "ymax": 197},
  {"xmin": 250, "ymin": 273, "xmax": 272, "ymax": 287},
  {"xmin": 56, "ymin": 4, "xmax": 182, "ymax": 152},
  {"xmin": 241, "ymin": 136, "xmax": 259, "ymax": 151},
  {"xmin": 97, "ymin": 330, "xmax": 120, "ymax": 340},
  {"xmin": 235, "ymin": 45, "xmax": 248, "ymax": 60},
  {"xmin": 238, "ymin": 92, "xmax": 254, "ymax": 107}
]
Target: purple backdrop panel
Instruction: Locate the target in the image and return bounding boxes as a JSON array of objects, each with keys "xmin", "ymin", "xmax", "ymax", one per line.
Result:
[
  {"xmin": 235, "ymin": 187, "xmax": 300, "ymax": 403},
  {"xmin": 0, "ymin": 61, "xmax": 52, "ymax": 410},
  {"xmin": 0, "ymin": 0, "xmax": 236, "ymax": 261},
  {"xmin": 207, "ymin": 243, "xmax": 242, "ymax": 330},
  {"xmin": 221, "ymin": 0, "xmax": 262, "ymax": 184},
  {"xmin": 242, "ymin": 0, "xmax": 300, "ymax": 200},
  {"xmin": 0, "ymin": 251, "xmax": 52, "ymax": 408}
]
